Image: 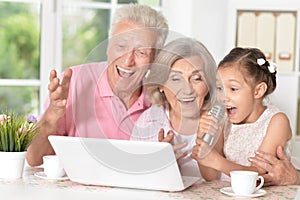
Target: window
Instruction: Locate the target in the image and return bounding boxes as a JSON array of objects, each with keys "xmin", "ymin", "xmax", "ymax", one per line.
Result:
[
  {"xmin": 62, "ymin": 2, "xmax": 110, "ymax": 69},
  {"xmin": 0, "ymin": 0, "xmax": 161, "ymax": 116},
  {"xmin": 0, "ymin": 1, "xmax": 40, "ymax": 115}
]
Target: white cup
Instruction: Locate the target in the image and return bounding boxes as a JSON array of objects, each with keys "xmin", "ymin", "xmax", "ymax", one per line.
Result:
[
  {"xmin": 230, "ymin": 170, "xmax": 264, "ymax": 195},
  {"xmin": 43, "ymin": 155, "xmax": 66, "ymax": 179}
]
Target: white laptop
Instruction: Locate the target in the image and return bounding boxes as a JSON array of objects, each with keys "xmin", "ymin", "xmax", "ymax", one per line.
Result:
[{"xmin": 48, "ymin": 135, "xmax": 200, "ymax": 192}]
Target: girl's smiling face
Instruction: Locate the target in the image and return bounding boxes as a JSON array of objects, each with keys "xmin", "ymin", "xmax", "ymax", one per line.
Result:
[
  {"xmin": 163, "ymin": 56, "xmax": 209, "ymax": 119},
  {"xmin": 217, "ymin": 66, "xmax": 257, "ymax": 124}
]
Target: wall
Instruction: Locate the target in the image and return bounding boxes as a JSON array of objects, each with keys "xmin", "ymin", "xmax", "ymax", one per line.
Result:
[
  {"xmin": 162, "ymin": 0, "xmax": 229, "ymax": 63},
  {"xmin": 225, "ymin": 0, "xmax": 300, "ymax": 135}
]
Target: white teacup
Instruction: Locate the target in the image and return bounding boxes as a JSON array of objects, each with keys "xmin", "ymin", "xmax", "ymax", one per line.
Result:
[
  {"xmin": 230, "ymin": 170, "xmax": 264, "ymax": 196},
  {"xmin": 43, "ymin": 155, "xmax": 66, "ymax": 179}
]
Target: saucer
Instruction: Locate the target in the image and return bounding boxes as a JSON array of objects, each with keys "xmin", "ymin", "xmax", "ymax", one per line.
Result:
[
  {"xmin": 34, "ymin": 171, "xmax": 69, "ymax": 180},
  {"xmin": 220, "ymin": 187, "xmax": 267, "ymax": 197}
]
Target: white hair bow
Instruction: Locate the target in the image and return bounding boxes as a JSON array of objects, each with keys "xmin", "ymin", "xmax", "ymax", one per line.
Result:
[
  {"xmin": 257, "ymin": 58, "xmax": 277, "ymax": 73},
  {"xmin": 268, "ymin": 62, "xmax": 277, "ymax": 73},
  {"xmin": 257, "ymin": 58, "xmax": 266, "ymax": 66}
]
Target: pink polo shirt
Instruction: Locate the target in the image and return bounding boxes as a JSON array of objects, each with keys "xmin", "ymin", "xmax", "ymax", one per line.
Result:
[{"xmin": 44, "ymin": 62, "xmax": 151, "ymax": 140}]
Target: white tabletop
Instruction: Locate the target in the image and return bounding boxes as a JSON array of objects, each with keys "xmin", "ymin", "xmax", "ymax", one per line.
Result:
[{"xmin": 0, "ymin": 166, "xmax": 298, "ymax": 200}]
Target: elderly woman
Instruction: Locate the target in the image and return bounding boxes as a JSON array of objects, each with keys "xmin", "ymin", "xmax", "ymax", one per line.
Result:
[{"xmin": 131, "ymin": 37, "xmax": 221, "ymax": 180}]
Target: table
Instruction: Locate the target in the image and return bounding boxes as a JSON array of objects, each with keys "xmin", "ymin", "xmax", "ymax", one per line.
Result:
[{"xmin": 0, "ymin": 166, "xmax": 298, "ymax": 200}]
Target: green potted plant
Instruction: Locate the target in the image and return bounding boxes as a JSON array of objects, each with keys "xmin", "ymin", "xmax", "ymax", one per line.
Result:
[{"xmin": 0, "ymin": 111, "xmax": 38, "ymax": 179}]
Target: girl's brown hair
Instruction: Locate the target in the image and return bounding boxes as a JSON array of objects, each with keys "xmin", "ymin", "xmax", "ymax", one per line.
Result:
[{"xmin": 218, "ymin": 47, "xmax": 277, "ymax": 96}]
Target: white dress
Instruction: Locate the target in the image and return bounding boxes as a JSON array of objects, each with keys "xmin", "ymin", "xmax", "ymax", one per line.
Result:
[
  {"xmin": 221, "ymin": 105, "xmax": 291, "ymax": 180},
  {"xmin": 131, "ymin": 105, "xmax": 202, "ymax": 178}
]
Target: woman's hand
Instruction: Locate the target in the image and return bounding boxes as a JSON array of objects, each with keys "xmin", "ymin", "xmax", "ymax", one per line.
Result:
[{"xmin": 158, "ymin": 129, "xmax": 187, "ymax": 160}]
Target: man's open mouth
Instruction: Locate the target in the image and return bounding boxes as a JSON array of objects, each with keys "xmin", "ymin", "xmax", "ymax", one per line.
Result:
[{"xmin": 116, "ymin": 66, "xmax": 135, "ymax": 78}]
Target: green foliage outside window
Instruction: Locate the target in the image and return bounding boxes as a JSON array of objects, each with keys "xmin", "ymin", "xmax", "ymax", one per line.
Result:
[
  {"xmin": 62, "ymin": 8, "xmax": 110, "ymax": 68},
  {"xmin": 0, "ymin": 2, "xmax": 40, "ymax": 115},
  {"xmin": 0, "ymin": 3, "xmax": 40, "ymax": 79}
]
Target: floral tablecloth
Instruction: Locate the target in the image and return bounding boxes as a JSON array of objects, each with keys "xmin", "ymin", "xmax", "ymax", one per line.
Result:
[{"xmin": 0, "ymin": 166, "xmax": 298, "ymax": 200}]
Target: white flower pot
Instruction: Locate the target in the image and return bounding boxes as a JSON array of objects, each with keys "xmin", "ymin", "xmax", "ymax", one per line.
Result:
[{"xmin": 0, "ymin": 151, "xmax": 27, "ymax": 179}]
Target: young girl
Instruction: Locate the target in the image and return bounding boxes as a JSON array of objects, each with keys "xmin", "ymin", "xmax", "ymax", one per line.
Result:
[{"xmin": 192, "ymin": 47, "xmax": 292, "ymax": 181}]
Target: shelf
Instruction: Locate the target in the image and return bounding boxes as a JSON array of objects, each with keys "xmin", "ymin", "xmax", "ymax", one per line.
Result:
[{"xmin": 227, "ymin": 0, "xmax": 300, "ymax": 136}]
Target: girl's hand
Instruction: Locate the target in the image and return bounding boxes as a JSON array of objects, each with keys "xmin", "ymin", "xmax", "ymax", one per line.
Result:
[
  {"xmin": 191, "ymin": 137, "xmax": 218, "ymax": 166},
  {"xmin": 158, "ymin": 128, "xmax": 187, "ymax": 160},
  {"xmin": 198, "ymin": 110, "xmax": 218, "ymax": 140}
]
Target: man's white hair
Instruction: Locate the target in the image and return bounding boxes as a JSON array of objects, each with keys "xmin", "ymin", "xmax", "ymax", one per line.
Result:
[{"xmin": 110, "ymin": 4, "xmax": 169, "ymax": 49}]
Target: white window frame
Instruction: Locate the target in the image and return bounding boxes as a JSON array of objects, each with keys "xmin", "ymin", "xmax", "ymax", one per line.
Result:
[{"xmin": 40, "ymin": 0, "xmax": 119, "ymax": 113}]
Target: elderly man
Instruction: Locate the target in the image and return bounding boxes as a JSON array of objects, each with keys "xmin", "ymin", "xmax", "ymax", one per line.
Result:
[
  {"xmin": 27, "ymin": 4, "xmax": 169, "ymax": 166},
  {"xmin": 249, "ymin": 145, "xmax": 300, "ymax": 186}
]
